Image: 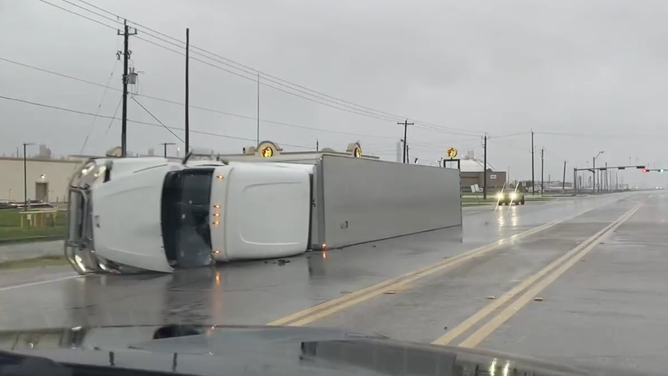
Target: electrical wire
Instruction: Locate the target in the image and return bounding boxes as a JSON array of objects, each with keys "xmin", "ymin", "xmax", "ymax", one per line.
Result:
[
  {"xmin": 103, "ymin": 97, "xmax": 123, "ymax": 138},
  {"xmin": 535, "ymin": 130, "xmax": 668, "ymax": 138},
  {"xmin": 78, "ymin": 0, "xmax": 479, "ymax": 134},
  {"xmin": 133, "ymin": 36, "xmax": 401, "ymax": 123},
  {"xmin": 131, "ymin": 97, "xmax": 184, "ymax": 142},
  {"xmin": 0, "ymin": 56, "xmax": 403, "ymax": 140},
  {"xmin": 133, "ymin": 34, "xmax": 481, "ymax": 136},
  {"xmin": 0, "ymin": 94, "xmax": 309, "ymax": 149},
  {"xmin": 491, "ymin": 131, "xmax": 530, "ymax": 139},
  {"xmin": 37, "ymin": 0, "xmax": 117, "ymax": 30},
  {"xmin": 54, "ymin": 0, "xmax": 484, "ymax": 137},
  {"xmin": 79, "ymin": 56, "xmax": 119, "ymax": 154}
]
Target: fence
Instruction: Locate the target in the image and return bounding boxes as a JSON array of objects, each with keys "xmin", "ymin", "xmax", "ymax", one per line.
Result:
[{"xmin": 0, "ymin": 208, "xmax": 66, "ymax": 244}]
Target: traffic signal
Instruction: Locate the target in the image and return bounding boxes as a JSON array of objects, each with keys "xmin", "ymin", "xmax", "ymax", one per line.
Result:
[
  {"xmin": 642, "ymin": 168, "xmax": 648, "ymax": 173},
  {"xmin": 661, "ymin": 169, "xmax": 665, "ymax": 173}
]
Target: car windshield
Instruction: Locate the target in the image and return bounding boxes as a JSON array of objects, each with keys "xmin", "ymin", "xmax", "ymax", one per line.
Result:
[{"xmin": 161, "ymin": 169, "xmax": 214, "ymax": 268}]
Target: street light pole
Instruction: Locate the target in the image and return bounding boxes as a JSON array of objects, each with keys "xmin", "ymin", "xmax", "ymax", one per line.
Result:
[
  {"xmin": 593, "ymin": 151, "xmax": 605, "ymax": 194},
  {"xmin": 22, "ymin": 143, "xmax": 34, "ymax": 211}
]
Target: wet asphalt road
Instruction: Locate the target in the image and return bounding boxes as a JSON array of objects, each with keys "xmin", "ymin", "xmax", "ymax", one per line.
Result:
[{"xmin": 0, "ymin": 192, "xmax": 665, "ymax": 374}]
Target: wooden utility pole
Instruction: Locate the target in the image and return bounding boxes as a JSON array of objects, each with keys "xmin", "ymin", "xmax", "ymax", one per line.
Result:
[
  {"xmin": 397, "ymin": 120, "xmax": 414, "ymax": 163},
  {"xmin": 185, "ymin": 28, "xmax": 190, "ymax": 154},
  {"xmin": 531, "ymin": 130, "xmax": 535, "ymax": 195},
  {"xmin": 540, "ymin": 148, "xmax": 545, "ymax": 195},
  {"xmin": 562, "ymin": 160, "xmax": 567, "ymax": 192},
  {"xmin": 483, "ymin": 134, "xmax": 490, "ymax": 199},
  {"xmin": 118, "ymin": 20, "xmax": 137, "ymax": 157}
]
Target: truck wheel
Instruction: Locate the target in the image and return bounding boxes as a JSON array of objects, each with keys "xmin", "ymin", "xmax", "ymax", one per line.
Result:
[{"xmin": 521, "ymin": 200, "xmax": 525, "ymax": 205}]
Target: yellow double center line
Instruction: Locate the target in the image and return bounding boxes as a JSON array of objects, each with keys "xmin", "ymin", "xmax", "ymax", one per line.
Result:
[
  {"xmin": 268, "ymin": 200, "xmax": 619, "ymax": 327},
  {"xmin": 432, "ymin": 203, "xmax": 642, "ymax": 348}
]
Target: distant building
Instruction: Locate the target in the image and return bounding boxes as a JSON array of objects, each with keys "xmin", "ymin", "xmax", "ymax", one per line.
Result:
[
  {"xmin": 458, "ymin": 151, "xmax": 506, "ymax": 192},
  {"xmin": 38, "ymin": 144, "xmax": 52, "ymax": 159}
]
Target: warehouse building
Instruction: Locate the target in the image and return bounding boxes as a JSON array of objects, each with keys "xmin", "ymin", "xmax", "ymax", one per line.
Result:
[
  {"xmin": 458, "ymin": 152, "xmax": 507, "ymax": 192},
  {"xmin": 0, "ymin": 141, "xmax": 375, "ymax": 204},
  {"xmin": 0, "ymin": 155, "xmax": 87, "ymax": 203}
]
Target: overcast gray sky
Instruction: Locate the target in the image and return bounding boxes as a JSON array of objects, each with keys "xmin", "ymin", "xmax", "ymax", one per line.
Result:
[{"xmin": 2, "ymin": 0, "xmax": 668, "ymax": 186}]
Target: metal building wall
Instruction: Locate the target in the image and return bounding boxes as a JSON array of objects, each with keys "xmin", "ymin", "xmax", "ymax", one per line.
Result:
[
  {"xmin": 317, "ymin": 155, "xmax": 461, "ymax": 249},
  {"xmin": 0, "ymin": 157, "xmax": 83, "ymax": 203}
]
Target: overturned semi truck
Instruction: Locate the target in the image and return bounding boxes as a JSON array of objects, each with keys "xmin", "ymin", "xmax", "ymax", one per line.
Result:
[{"xmin": 65, "ymin": 142, "xmax": 462, "ymax": 274}]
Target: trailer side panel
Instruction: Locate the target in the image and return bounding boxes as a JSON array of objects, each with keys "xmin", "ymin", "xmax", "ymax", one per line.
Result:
[{"xmin": 320, "ymin": 155, "xmax": 461, "ymax": 249}]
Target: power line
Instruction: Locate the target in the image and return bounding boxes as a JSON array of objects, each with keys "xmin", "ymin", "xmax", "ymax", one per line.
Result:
[
  {"xmin": 53, "ymin": 0, "xmax": 484, "ymax": 137},
  {"xmin": 0, "ymin": 94, "xmax": 310, "ymax": 149},
  {"xmin": 37, "ymin": 0, "xmax": 117, "ymax": 30},
  {"xmin": 0, "ymin": 56, "xmax": 405, "ymax": 140},
  {"xmin": 133, "ymin": 36, "xmax": 402, "ymax": 122},
  {"xmin": 131, "ymin": 97, "xmax": 183, "ymax": 143},
  {"xmin": 491, "ymin": 131, "xmax": 529, "ymax": 139},
  {"xmin": 80, "ymin": 57, "xmax": 119, "ymax": 154},
  {"xmin": 536, "ymin": 130, "xmax": 668, "ymax": 138},
  {"xmin": 132, "ymin": 33, "xmax": 480, "ymax": 136},
  {"xmin": 45, "ymin": 0, "xmax": 404, "ymax": 125},
  {"xmin": 48, "ymin": 1, "xmax": 399, "ymax": 124},
  {"xmin": 103, "ymin": 97, "xmax": 123, "ymax": 139},
  {"xmin": 80, "ymin": 0, "xmax": 477, "ymax": 133},
  {"xmin": 60, "ymin": 0, "xmax": 122, "ymax": 25}
]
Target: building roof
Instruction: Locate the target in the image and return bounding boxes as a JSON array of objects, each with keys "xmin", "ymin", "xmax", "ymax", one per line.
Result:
[{"xmin": 460, "ymin": 156, "xmax": 495, "ymax": 172}]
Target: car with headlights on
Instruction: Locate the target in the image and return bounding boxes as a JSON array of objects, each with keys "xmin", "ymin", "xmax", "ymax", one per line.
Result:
[{"xmin": 496, "ymin": 189, "xmax": 525, "ymax": 205}]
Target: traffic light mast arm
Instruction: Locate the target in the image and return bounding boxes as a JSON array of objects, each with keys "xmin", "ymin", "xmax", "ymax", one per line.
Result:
[{"xmin": 574, "ymin": 165, "xmax": 646, "ymax": 172}]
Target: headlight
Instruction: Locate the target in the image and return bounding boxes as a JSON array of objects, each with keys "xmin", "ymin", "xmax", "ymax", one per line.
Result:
[
  {"xmin": 510, "ymin": 193, "xmax": 517, "ymax": 200},
  {"xmin": 496, "ymin": 192, "xmax": 504, "ymax": 199},
  {"xmin": 71, "ymin": 160, "xmax": 113, "ymax": 189}
]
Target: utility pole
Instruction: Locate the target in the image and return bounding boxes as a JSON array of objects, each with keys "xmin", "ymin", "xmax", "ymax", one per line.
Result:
[
  {"xmin": 397, "ymin": 120, "xmax": 413, "ymax": 163},
  {"xmin": 531, "ymin": 130, "xmax": 535, "ymax": 195},
  {"xmin": 573, "ymin": 168, "xmax": 577, "ymax": 195},
  {"xmin": 562, "ymin": 160, "xmax": 567, "ymax": 193},
  {"xmin": 160, "ymin": 142, "xmax": 175, "ymax": 158},
  {"xmin": 605, "ymin": 162, "xmax": 608, "ymax": 192},
  {"xmin": 483, "ymin": 134, "xmax": 489, "ymax": 199},
  {"xmin": 406, "ymin": 144, "xmax": 410, "ymax": 164},
  {"xmin": 316, "ymin": 139, "xmax": 319, "ymax": 152},
  {"xmin": 256, "ymin": 73, "xmax": 260, "ymax": 146},
  {"xmin": 540, "ymin": 148, "xmax": 544, "ymax": 195},
  {"xmin": 185, "ymin": 28, "xmax": 190, "ymax": 154},
  {"xmin": 118, "ymin": 20, "xmax": 137, "ymax": 158},
  {"xmin": 592, "ymin": 157, "xmax": 596, "ymax": 193}
]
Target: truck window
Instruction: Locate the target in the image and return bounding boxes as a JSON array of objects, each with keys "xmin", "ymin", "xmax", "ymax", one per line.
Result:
[{"xmin": 161, "ymin": 169, "xmax": 214, "ymax": 268}]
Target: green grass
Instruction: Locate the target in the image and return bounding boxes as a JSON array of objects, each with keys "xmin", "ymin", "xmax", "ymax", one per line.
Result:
[
  {"xmin": 0, "ymin": 255, "xmax": 70, "ymax": 270},
  {"xmin": 462, "ymin": 202, "xmax": 495, "ymax": 207},
  {"xmin": 0, "ymin": 209, "xmax": 66, "ymax": 243}
]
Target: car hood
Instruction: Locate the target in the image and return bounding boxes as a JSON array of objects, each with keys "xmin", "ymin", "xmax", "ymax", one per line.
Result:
[
  {"xmin": 90, "ymin": 162, "xmax": 175, "ymax": 273},
  {"xmin": 0, "ymin": 325, "xmax": 655, "ymax": 376}
]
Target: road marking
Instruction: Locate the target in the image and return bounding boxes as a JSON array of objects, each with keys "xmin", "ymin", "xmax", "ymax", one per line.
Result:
[
  {"xmin": 442, "ymin": 203, "xmax": 641, "ymax": 348},
  {"xmin": 0, "ymin": 275, "xmax": 80, "ymax": 292},
  {"xmin": 268, "ymin": 200, "xmax": 618, "ymax": 327}
]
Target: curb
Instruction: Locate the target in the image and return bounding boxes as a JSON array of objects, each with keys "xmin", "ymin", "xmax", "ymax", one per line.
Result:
[{"xmin": 0, "ymin": 235, "xmax": 64, "ymax": 246}]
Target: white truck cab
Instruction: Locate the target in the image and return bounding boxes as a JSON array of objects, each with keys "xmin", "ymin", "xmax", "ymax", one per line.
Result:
[{"xmin": 65, "ymin": 156, "xmax": 310, "ymax": 274}]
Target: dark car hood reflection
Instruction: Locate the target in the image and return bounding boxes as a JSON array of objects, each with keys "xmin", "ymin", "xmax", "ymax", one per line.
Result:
[{"xmin": 0, "ymin": 325, "xmax": 651, "ymax": 376}]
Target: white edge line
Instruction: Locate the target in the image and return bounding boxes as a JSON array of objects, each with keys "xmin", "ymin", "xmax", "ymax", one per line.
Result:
[{"xmin": 0, "ymin": 275, "xmax": 81, "ymax": 292}]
